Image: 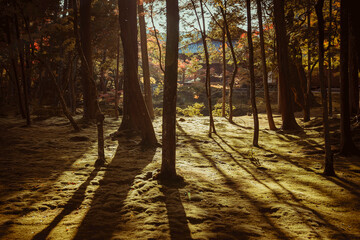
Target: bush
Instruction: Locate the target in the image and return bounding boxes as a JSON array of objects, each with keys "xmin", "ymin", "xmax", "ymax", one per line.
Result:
[
  {"xmin": 212, "ymin": 102, "xmax": 236, "ymax": 117},
  {"xmin": 177, "ymin": 103, "xmax": 204, "ymax": 117}
]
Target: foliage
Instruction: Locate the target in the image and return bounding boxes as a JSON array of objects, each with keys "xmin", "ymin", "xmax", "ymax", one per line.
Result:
[
  {"xmin": 212, "ymin": 102, "xmax": 235, "ymax": 117},
  {"xmin": 177, "ymin": 103, "xmax": 205, "ymax": 116}
]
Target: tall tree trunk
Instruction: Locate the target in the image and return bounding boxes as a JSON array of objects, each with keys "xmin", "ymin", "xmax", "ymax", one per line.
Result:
[
  {"xmin": 191, "ymin": 0, "xmax": 216, "ymax": 136},
  {"xmin": 246, "ymin": 0, "xmax": 259, "ymax": 146},
  {"xmin": 315, "ymin": 0, "xmax": 335, "ymax": 176},
  {"xmin": 5, "ymin": 16, "xmax": 25, "ymax": 118},
  {"xmin": 349, "ymin": 26, "xmax": 359, "ymax": 116},
  {"xmin": 304, "ymin": 0, "xmax": 312, "ymax": 122},
  {"xmin": 100, "ymin": 49, "xmax": 107, "ymax": 93},
  {"xmin": 221, "ymin": 29, "xmax": 227, "ymax": 117},
  {"xmin": 138, "ymin": 0, "xmax": 155, "ymax": 119},
  {"xmin": 70, "ymin": 56, "xmax": 77, "ymax": 115},
  {"xmin": 220, "ymin": 5, "xmax": 237, "ymax": 124},
  {"xmin": 328, "ymin": 0, "xmax": 333, "ymax": 116},
  {"xmin": 119, "ymin": 0, "xmax": 158, "ymax": 146},
  {"xmin": 273, "ymin": 0, "xmax": 300, "ymax": 130},
  {"xmin": 14, "ymin": 13, "xmax": 31, "ymax": 126},
  {"xmin": 75, "ymin": 0, "xmax": 106, "ymax": 165},
  {"xmin": 80, "ymin": 0, "xmax": 97, "ymax": 120},
  {"xmin": 161, "ymin": 0, "xmax": 180, "ymax": 180},
  {"xmin": 114, "ymin": 32, "xmax": 120, "ymax": 119},
  {"xmin": 256, "ymin": 0, "xmax": 276, "ymax": 130},
  {"xmin": 150, "ymin": 3, "xmax": 165, "ymax": 74},
  {"xmin": 339, "ymin": 0, "xmax": 358, "ymax": 155}
]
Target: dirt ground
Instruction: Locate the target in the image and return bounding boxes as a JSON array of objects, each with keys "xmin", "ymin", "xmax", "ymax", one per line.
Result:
[{"xmin": 0, "ymin": 106, "xmax": 360, "ymax": 239}]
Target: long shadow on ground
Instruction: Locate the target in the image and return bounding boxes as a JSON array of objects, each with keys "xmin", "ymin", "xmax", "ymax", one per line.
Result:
[
  {"xmin": 73, "ymin": 139, "xmax": 156, "ymax": 239},
  {"xmin": 160, "ymin": 181, "xmax": 192, "ymax": 240}
]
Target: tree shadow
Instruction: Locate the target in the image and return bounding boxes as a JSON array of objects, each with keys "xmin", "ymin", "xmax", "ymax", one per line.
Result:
[
  {"xmin": 32, "ymin": 167, "xmax": 101, "ymax": 240},
  {"xmin": 72, "ymin": 140, "xmax": 157, "ymax": 239},
  {"xmin": 176, "ymin": 123, "xmax": 289, "ymax": 239},
  {"xmin": 158, "ymin": 180, "xmax": 192, "ymax": 240},
  {"xmin": 211, "ymin": 133, "xmax": 354, "ymax": 239}
]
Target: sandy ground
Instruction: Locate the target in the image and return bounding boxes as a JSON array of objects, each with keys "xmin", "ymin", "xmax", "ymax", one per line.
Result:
[{"xmin": 0, "ymin": 108, "xmax": 360, "ymax": 240}]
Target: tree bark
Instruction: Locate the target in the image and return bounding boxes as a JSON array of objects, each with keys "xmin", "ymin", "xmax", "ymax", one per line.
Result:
[
  {"xmin": 315, "ymin": 0, "xmax": 335, "ymax": 176},
  {"xmin": 14, "ymin": 12, "xmax": 31, "ymax": 126},
  {"xmin": 80, "ymin": 0, "xmax": 97, "ymax": 120},
  {"xmin": 119, "ymin": 0, "xmax": 158, "ymax": 146},
  {"xmin": 256, "ymin": 0, "xmax": 276, "ymax": 131},
  {"xmin": 304, "ymin": 0, "xmax": 312, "ymax": 122},
  {"xmin": 349, "ymin": 25, "xmax": 359, "ymax": 116},
  {"xmin": 220, "ymin": 5, "xmax": 237, "ymax": 124},
  {"xmin": 114, "ymin": 33, "xmax": 120, "ymax": 119},
  {"xmin": 75, "ymin": 0, "xmax": 106, "ymax": 165},
  {"xmin": 221, "ymin": 28, "xmax": 226, "ymax": 117},
  {"xmin": 5, "ymin": 15, "xmax": 25, "ymax": 118},
  {"xmin": 273, "ymin": 0, "xmax": 300, "ymax": 130},
  {"xmin": 161, "ymin": 0, "xmax": 180, "ymax": 180},
  {"xmin": 191, "ymin": 0, "xmax": 216, "ymax": 136},
  {"xmin": 138, "ymin": 0, "xmax": 155, "ymax": 119},
  {"xmin": 328, "ymin": 0, "xmax": 332, "ymax": 116},
  {"xmin": 246, "ymin": 0, "xmax": 259, "ymax": 146},
  {"xmin": 339, "ymin": 0, "xmax": 358, "ymax": 155}
]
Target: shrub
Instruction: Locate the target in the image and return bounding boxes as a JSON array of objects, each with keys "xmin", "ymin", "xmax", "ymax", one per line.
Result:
[
  {"xmin": 177, "ymin": 103, "xmax": 204, "ymax": 116},
  {"xmin": 212, "ymin": 103, "xmax": 236, "ymax": 117}
]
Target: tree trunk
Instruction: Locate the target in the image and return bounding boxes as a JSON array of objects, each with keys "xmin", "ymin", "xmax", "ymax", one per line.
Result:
[
  {"xmin": 256, "ymin": 0, "xmax": 276, "ymax": 131},
  {"xmin": 349, "ymin": 27, "xmax": 359, "ymax": 116},
  {"xmin": 315, "ymin": 0, "xmax": 335, "ymax": 176},
  {"xmin": 220, "ymin": 6, "xmax": 237, "ymax": 124},
  {"xmin": 5, "ymin": 16, "xmax": 25, "ymax": 118},
  {"xmin": 246, "ymin": 0, "xmax": 259, "ymax": 146},
  {"xmin": 304, "ymin": 0, "xmax": 312, "ymax": 122},
  {"xmin": 161, "ymin": 0, "xmax": 180, "ymax": 180},
  {"xmin": 80, "ymin": 0, "xmax": 97, "ymax": 120},
  {"xmin": 273, "ymin": 0, "xmax": 300, "ymax": 130},
  {"xmin": 339, "ymin": 0, "xmax": 358, "ymax": 155},
  {"xmin": 114, "ymin": 33, "xmax": 120, "ymax": 119},
  {"xmin": 138, "ymin": 0, "xmax": 155, "ymax": 119},
  {"xmin": 221, "ymin": 29, "xmax": 227, "ymax": 118},
  {"xmin": 75, "ymin": 0, "xmax": 106, "ymax": 165},
  {"xmin": 70, "ymin": 56, "xmax": 77, "ymax": 115},
  {"xmin": 150, "ymin": 3, "xmax": 165, "ymax": 74},
  {"xmin": 100, "ymin": 49, "xmax": 107, "ymax": 93},
  {"xmin": 14, "ymin": 13, "xmax": 31, "ymax": 126},
  {"xmin": 119, "ymin": 0, "xmax": 158, "ymax": 146},
  {"xmin": 191, "ymin": 0, "xmax": 216, "ymax": 136},
  {"xmin": 328, "ymin": 0, "xmax": 333, "ymax": 116}
]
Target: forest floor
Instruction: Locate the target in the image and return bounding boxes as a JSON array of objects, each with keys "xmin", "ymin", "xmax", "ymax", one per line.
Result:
[{"xmin": 1, "ymin": 103, "xmax": 360, "ymax": 239}]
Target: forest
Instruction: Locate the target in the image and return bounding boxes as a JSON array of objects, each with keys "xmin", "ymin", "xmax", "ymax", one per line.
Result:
[{"xmin": 0, "ymin": 0, "xmax": 360, "ymax": 239}]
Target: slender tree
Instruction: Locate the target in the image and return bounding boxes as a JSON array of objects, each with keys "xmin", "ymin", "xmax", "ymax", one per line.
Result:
[
  {"xmin": 75, "ymin": 0, "xmax": 106, "ymax": 165},
  {"xmin": 327, "ymin": 0, "xmax": 332, "ymax": 116},
  {"xmin": 246, "ymin": 0, "xmax": 259, "ymax": 146},
  {"xmin": 256, "ymin": 0, "xmax": 276, "ymax": 130},
  {"xmin": 219, "ymin": 4, "xmax": 237, "ymax": 124},
  {"xmin": 304, "ymin": 0, "xmax": 312, "ymax": 122},
  {"xmin": 138, "ymin": 0, "xmax": 155, "ymax": 119},
  {"xmin": 150, "ymin": 2, "xmax": 165, "ymax": 74},
  {"xmin": 14, "ymin": 9, "xmax": 31, "ymax": 126},
  {"xmin": 339, "ymin": 0, "xmax": 358, "ymax": 155},
  {"xmin": 79, "ymin": 0, "xmax": 98, "ymax": 120},
  {"xmin": 191, "ymin": 0, "xmax": 216, "ymax": 137},
  {"xmin": 273, "ymin": 0, "xmax": 300, "ymax": 130},
  {"xmin": 204, "ymin": 2, "xmax": 227, "ymax": 118},
  {"xmin": 315, "ymin": 0, "xmax": 335, "ymax": 176},
  {"xmin": 160, "ymin": 0, "xmax": 180, "ymax": 180},
  {"xmin": 118, "ymin": 0, "xmax": 158, "ymax": 146}
]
